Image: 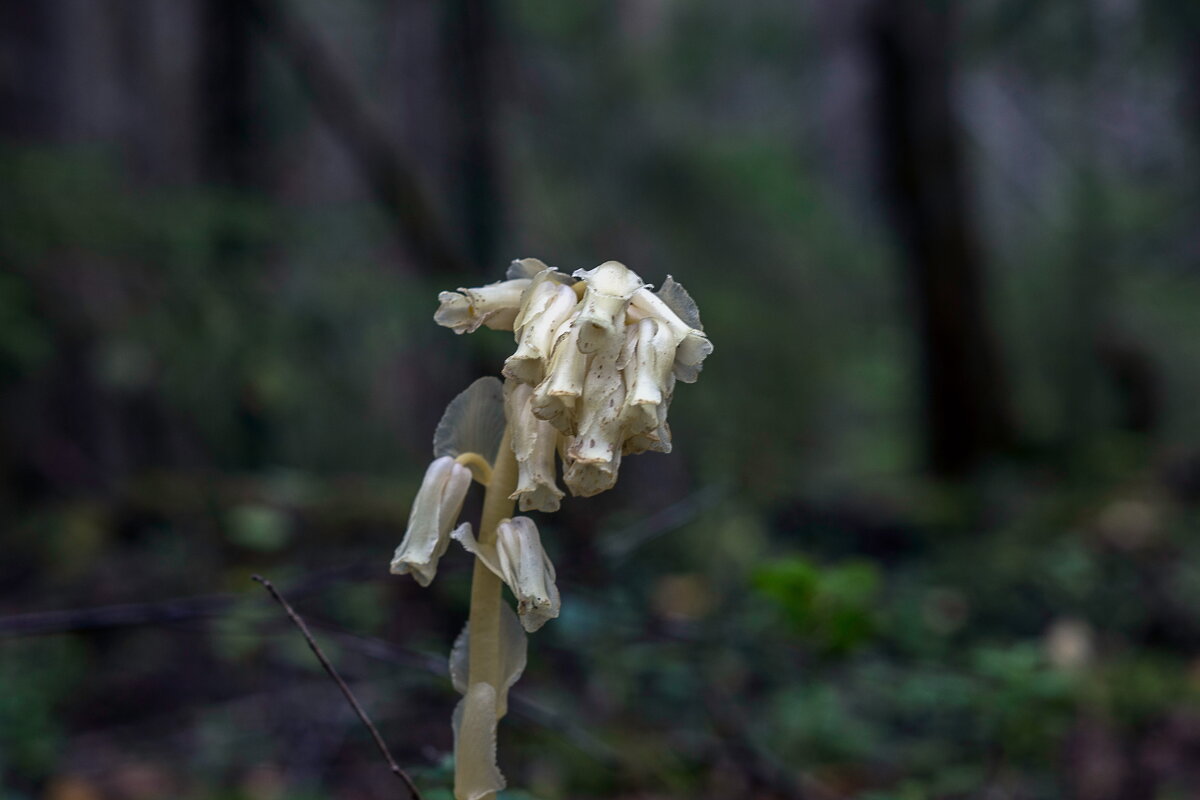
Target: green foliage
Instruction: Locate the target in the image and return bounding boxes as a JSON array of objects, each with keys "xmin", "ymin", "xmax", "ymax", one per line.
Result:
[
  {"xmin": 224, "ymin": 504, "xmax": 292, "ymax": 552},
  {"xmin": 753, "ymin": 555, "xmax": 881, "ymax": 654}
]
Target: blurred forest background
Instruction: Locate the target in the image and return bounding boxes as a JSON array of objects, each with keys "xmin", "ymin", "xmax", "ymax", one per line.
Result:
[{"xmin": 2, "ymin": 1, "xmax": 1200, "ymax": 798}]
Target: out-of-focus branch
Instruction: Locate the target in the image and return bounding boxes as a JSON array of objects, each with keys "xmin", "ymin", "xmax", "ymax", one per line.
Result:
[
  {"xmin": 244, "ymin": 0, "xmax": 470, "ymax": 275},
  {"xmin": 0, "ymin": 594, "xmax": 234, "ymax": 637},
  {"xmin": 0, "ymin": 563, "xmax": 370, "ymax": 637},
  {"xmin": 252, "ymin": 574, "xmax": 424, "ymax": 800}
]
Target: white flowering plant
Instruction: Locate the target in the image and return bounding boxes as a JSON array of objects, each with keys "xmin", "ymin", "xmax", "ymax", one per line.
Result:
[{"xmin": 391, "ymin": 258, "xmax": 711, "ymax": 800}]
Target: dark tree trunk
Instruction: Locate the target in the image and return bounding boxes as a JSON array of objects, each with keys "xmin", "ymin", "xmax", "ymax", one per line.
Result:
[
  {"xmin": 0, "ymin": 0, "xmax": 65, "ymax": 141},
  {"xmin": 442, "ymin": 0, "xmax": 502, "ymax": 272},
  {"xmin": 867, "ymin": 0, "xmax": 1014, "ymax": 477},
  {"xmin": 245, "ymin": 0, "xmax": 471, "ymax": 276},
  {"xmin": 200, "ymin": 0, "xmax": 259, "ymax": 188}
]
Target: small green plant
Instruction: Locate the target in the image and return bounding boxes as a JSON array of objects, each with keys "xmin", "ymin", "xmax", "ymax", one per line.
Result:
[{"xmin": 391, "ymin": 259, "xmax": 712, "ymax": 799}]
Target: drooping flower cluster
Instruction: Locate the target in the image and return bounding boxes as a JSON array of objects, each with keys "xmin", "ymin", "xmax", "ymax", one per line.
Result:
[
  {"xmin": 436, "ymin": 259, "xmax": 713, "ymax": 508},
  {"xmin": 391, "ymin": 259, "xmax": 710, "ymax": 800}
]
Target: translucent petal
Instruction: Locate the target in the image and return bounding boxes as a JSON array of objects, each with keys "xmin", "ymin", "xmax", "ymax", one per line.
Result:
[
  {"xmin": 452, "ymin": 682, "xmax": 505, "ymax": 800},
  {"xmin": 449, "ymin": 623, "xmax": 469, "ymax": 695},
  {"xmin": 506, "ymin": 257, "xmax": 551, "ymax": 280},
  {"xmin": 434, "ymin": 377, "xmax": 507, "ymax": 463},
  {"xmin": 673, "ymin": 331, "xmax": 714, "ymax": 383},
  {"xmin": 656, "ymin": 275, "xmax": 704, "ymax": 331},
  {"xmin": 447, "ymin": 604, "xmax": 527, "ymax": 716}
]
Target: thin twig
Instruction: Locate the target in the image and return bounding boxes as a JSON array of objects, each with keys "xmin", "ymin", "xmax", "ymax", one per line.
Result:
[{"xmin": 251, "ymin": 574, "xmax": 424, "ymax": 800}]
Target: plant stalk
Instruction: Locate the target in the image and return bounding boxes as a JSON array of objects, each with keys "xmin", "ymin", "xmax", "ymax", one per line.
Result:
[{"xmin": 459, "ymin": 425, "xmax": 517, "ymax": 800}]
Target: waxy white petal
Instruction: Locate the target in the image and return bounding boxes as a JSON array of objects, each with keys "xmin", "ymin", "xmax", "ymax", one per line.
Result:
[
  {"xmin": 563, "ymin": 337, "xmax": 626, "ymax": 497},
  {"xmin": 629, "ymin": 284, "xmax": 713, "ymax": 383},
  {"xmin": 623, "ymin": 390, "xmax": 673, "ymax": 455},
  {"xmin": 621, "ymin": 317, "xmax": 676, "ymax": 438},
  {"xmin": 530, "ymin": 315, "xmax": 589, "ymax": 434},
  {"xmin": 390, "ymin": 457, "xmax": 472, "ymax": 586},
  {"xmin": 570, "ymin": 261, "xmax": 645, "ymax": 354},
  {"xmin": 505, "ymin": 380, "xmax": 564, "ymax": 513},
  {"xmin": 505, "ymin": 280, "xmax": 579, "ymax": 387}
]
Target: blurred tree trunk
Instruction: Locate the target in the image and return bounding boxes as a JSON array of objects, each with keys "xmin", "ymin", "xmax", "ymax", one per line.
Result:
[
  {"xmin": 442, "ymin": 0, "xmax": 502, "ymax": 271},
  {"xmin": 0, "ymin": 1, "xmax": 64, "ymax": 141},
  {"xmin": 867, "ymin": 0, "xmax": 1014, "ymax": 477},
  {"xmin": 246, "ymin": 0, "xmax": 472, "ymax": 275},
  {"xmin": 200, "ymin": 0, "xmax": 259, "ymax": 189}
]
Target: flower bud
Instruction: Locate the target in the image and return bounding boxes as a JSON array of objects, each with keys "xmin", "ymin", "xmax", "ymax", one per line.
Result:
[
  {"xmin": 495, "ymin": 517, "xmax": 560, "ymax": 632},
  {"xmin": 453, "ymin": 516, "xmax": 561, "ymax": 633},
  {"xmin": 390, "ymin": 456, "xmax": 472, "ymax": 586},
  {"xmin": 435, "ymin": 279, "xmax": 531, "ymax": 334}
]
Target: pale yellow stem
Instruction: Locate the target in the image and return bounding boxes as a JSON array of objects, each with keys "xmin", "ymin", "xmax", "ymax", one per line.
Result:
[
  {"xmin": 454, "ymin": 451, "xmax": 493, "ymax": 486},
  {"xmin": 457, "ymin": 425, "xmax": 517, "ymax": 800}
]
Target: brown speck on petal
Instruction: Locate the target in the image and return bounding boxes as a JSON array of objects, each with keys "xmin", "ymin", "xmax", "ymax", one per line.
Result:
[{"xmin": 563, "ymin": 336, "xmax": 626, "ymax": 497}]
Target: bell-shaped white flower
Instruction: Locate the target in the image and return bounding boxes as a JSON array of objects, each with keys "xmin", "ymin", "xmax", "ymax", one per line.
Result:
[
  {"xmin": 504, "ymin": 273, "xmax": 579, "ymax": 386},
  {"xmin": 453, "ymin": 516, "xmax": 560, "ymax": 632},
  {"xmin": 620, "ymin": 316, "xmax": 676, "ymax": 444},
  {"xmin": 530, "ymin": 316, "xmax": 589, "ymax": 434},
  {"xmin": 390, "ymin": 456, "xmax": 472, "ymax": 586},
  {"xmin": 628, "ymin": 276, "xmax": 712, "ymax": 383},
  {"xmin": 495, "ymin": 518, "xmax": 560, "ymax": 631},
  {"xmin": 569, "ymin": 261, "xmax": 644, "ymax": 354},
  {"xmin": 435, "ymin": 278, "xmax": 531, "ymax": 335},
  {"xmin": 505, "ymin": 380, "xmax": 565, "ymax": 513},
  {"xmin": 563, "ymin": 336, "xmax": 627, "ymax": 497}
]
